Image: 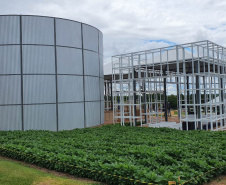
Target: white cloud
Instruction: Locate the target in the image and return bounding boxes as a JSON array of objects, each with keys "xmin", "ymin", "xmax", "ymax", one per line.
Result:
[{"xmin": 1, "ymin": 0, "xmax": 226, "ymax": 63}]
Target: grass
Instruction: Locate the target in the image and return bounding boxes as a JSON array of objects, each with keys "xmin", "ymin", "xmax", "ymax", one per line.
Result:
[{"xmin": 0, "ymin": 157, "xmax": 100, "ymax": 185}]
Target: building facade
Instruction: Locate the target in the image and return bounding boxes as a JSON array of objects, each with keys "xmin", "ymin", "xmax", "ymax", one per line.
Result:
[{"xmin": 0, "ymin": 15, "xmax": 104, "ymax": 131}]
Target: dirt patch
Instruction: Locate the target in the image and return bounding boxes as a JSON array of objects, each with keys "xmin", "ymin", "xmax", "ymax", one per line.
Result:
[{"xmin": 204, "ymin": 174, "xmax": 226, "ymax": 185}]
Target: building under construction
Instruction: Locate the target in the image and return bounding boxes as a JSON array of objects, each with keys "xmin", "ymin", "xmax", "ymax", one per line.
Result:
[{"xmin": 107, "ymin": 40, "xmax": 226, "ymax": 131}]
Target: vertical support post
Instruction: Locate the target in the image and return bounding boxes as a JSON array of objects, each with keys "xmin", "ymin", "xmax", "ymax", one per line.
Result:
[
  {"xmin": 195, "ymin": 61, "xmax": 201, "ymax": 129},
  {"xmin": 221, "ymin": 66, "xmax": 225, "ymax": 127},
  {"xmin": 177, "ymin": 77, "xmax": 180, "ymax": 118},
  {"xmin": 112, "ymin": 58, "xmax": 115, "ymax": 124},
  {"xmin": 81, "ymin": 24, "xmax": 86, "ymax": 128},
  {"xmin": 104, "ymin": 81, "xmax": 106, "ymax": 109},
  {"xmin": 133, "ymin": 68, "xmax": 137, "ymax": 126},
  {"xmin": 176, "ymin": 45, "xmax": 181, "ymax": 128},
  {"xmin": 110, "ymin": 80, "xmax": 113, "ymax": 110},
  {"xmin": 203, "ymin": 76, "xmax": 207, "ymax": 115},
  {"xmin": 54, "ymin": 18, "xmax": 59, "ymax": 131},
  {"xmin": 163, "ymin": 71, "xmax": 168, "ymax": 122},
  {"xmin": 143, "ymin": 80, "xmax": 147, "ymax": 123},
  {"xmin": 187, "ymin": 76, "xmax": 190, "ymax": 114},
  {"xmin": 107, "ymin": 81, "xmax": 109, "ymax": 110},
  {"xmin": 20, "ymin": 15, "xmax": 24, "ymax": 131}
]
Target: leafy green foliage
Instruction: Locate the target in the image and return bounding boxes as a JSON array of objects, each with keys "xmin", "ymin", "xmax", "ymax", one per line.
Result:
[
  {"xmin": 167, "ymin": 95, "xmax": 177, "ymax": 109},
  {"xmin": 0, "ymin": 125, "xmax": 225, "ymax": 185}
]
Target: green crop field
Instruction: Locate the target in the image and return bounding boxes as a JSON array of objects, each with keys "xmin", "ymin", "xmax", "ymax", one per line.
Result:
[{"xmin": 0, "ymin": 125, "xmax": 225, "ymax": 185}]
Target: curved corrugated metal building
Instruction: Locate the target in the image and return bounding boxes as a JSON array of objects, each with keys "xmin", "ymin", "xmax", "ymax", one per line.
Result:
[{"xmin": 0, "ymin": 15, "xmax": 104, "ymax": 131}]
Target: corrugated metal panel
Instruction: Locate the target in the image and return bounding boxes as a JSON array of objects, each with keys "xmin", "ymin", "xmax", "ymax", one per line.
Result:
[
  {"xmin": 99, "ymin": 54, "xmax": 103, "ymax": 77},
  {"xmin": 0, "ymin": 46, "xmax": 21, "ymax": 74},
  {"xmin": 0, "ymin": 105, "xmax": 22, "ymax": 130},
  {"xmin": 99, "ymin": 31, "xmax": 103, "ymax": 55},
  {"xmin": 24, "ymin": 104, "xmax": 57, "ymax": 131},
  {"xmin": 23, "ymin": 45, "xmax": 55, "ymax": 74},
  {"xmin": 22, "ymin": 16, "xmax": 54, "ymax": 45},
  {"xmin": 23, "ymin": 75, "xmax": 56, "ymax": 104},
  {"xmin": 0, "ymin": 75, "xmax": 21, "ymax": 105},
  {"xmin": 57, "ymin": 75, "xmax": 83, "ymax": 102},
  {"xmin": 100, "ymin": 78, "xmax": 104, "ymax": 101},
  {"xmin": 56, "ymin": 19, "xmax": 82, "ymax": 48},
  {"xmin": 84, "ymin": 50, "xmax": 99, "ymax": 76},
  {"xmin": 101, "ymin": 100, "xmax": 104, "ymax": 124},
  {"xmin": 57, "ymin": 47, "xmax": 83, "ymax": 75},
  {"xmin": 85, "ymin": 76, "xmax": 100, "ymax": 101},
  {"xmin": 0, "ymin": 16, "xmax": 20, "ymax": 44},
  {"xmin": 82, "ymin": 24, "xmax": 98, "ymax": 52},
  {"xmin": 58, "ymin": 103, "xmax": 84, "ymax": 130},
  {"xmin": 85, "ymin": 101, "xmax": 100, "ymax": 127}
]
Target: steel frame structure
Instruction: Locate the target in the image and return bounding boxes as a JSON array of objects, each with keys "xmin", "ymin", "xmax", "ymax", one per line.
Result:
[
  {"xmin": 112, "ymin": 40, "xmax": 226, "ymax": 131},
  {"xmin": 104, "ymin": 80, "xmax": 113, "ymax": 110}
]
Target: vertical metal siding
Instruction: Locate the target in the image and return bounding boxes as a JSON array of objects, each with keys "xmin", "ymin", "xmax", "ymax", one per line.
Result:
[
  {"xmin": 22, "ymin": 16, "xmax": 54, "ymax": 45},
  {"xmin": 101, "ymin": 101, "xmax": 104, "ymax": 124},
  {"xmin": 0, "ymin": 16, "xmax": 20, "ymax": 44},
  {"xmin": 0, "ymin": 105, "xmax": 22, "ymax": 130},
  {"xmin": 0, "ymin": 15, "xmax": 103, "ymax": 131},
  {"xmin": 0, "ymin": 75, "xmax": 21, "ymax": 105},
  {"xmin": 99, "ymin": 55, "xmax": 104, "ymax": 77},
  {"xmin": 85, "ymin": 102, "xmax": 100, "ymax": 127},
  {"xmin": 85, "ymin": 76, "xmax": 100, "ymax": 101},
  {"xmin": 57, "ymin": 75, "xmax": 84, "ymax": 102},
  {"xmin": 56, "ymin": 19, "xmax": 82, "ymax": 48},
  {"xmin": 24, "ymin": 104, "xmax": 57, "ymax": 131},
  {"xmin": 22, "ymin": 45, "xmax": 55, "ymax": 74},
  {"xmin": 99, "ymin": 31, "xmax": 103, "ymax": 55},
  {"xmin": 58, "ymin": 103, "xmax": 84, "ymax": 130},
  {"xmin": 83, "ymin": 24, "xmax": 98, "ymax": 52},
  {"xmin": 0, "ymin": 45, "xmax": 21, "ymax": 74},
  {"xmin": 56, "ymin": 47, "xmax": 83, "ymax": 75},
  {"xmin": 100, "ymin": 78, "xmax": 104, "ymax": 101},
  {"xmin": 84, "ymin": 50, "xmax": 99, "ymax": 76},
  {"xmin": 23, "ymin": 75, "xmax": 56, "ymax": 104}
]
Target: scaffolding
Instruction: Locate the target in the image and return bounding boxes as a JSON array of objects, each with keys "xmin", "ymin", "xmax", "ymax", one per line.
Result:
[
  {"xmin": 112, "ymin": 40, "xmax": 226, "ymax": 131},
  {"xmin": 104, "ymin": 80, "xmax": 113, "ymax": 110}
]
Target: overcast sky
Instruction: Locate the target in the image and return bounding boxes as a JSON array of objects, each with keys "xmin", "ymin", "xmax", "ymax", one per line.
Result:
[{"xmin": 1, "ymin": 0, "xmax": 226, "ymax": 64}]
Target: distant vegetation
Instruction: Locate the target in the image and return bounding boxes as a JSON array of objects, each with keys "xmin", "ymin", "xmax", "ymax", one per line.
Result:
[{"xmin": 0, "ymin": 125, "xmax": 225, "ymax": 185}]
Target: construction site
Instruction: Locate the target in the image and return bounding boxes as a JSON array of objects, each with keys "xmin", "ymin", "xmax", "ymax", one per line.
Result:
[{"xmin": 104, "ymin": 40, "xmax": 226, "ymax": 131}]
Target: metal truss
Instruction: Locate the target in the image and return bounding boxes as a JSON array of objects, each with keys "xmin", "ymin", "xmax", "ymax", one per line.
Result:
[
  {"xmin": 112, "ymin": 40, "xmax": 226, "ymax": 131},
  {"xmin": 104, "ymin": 80, "xmax": 113, "ymax": 110}
]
